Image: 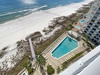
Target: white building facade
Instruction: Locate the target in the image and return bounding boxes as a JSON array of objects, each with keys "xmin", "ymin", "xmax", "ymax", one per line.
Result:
[{"xmin": 83, "ymin": 0, "xmax": 100, "ymax": 45}]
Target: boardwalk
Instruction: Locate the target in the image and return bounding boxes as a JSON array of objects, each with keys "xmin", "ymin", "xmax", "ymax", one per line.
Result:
[{"xmin": 29, "ymin": 38, "xmax": 36, "ymax": 61}]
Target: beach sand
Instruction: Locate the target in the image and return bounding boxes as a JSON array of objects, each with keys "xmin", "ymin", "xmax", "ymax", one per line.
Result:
[{"xmin": 0, "ymin": 0, "xmax": 93, "ymax": 49}]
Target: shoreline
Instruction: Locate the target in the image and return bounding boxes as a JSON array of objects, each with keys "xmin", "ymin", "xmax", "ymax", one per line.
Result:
[
  {"xmin": 0, "ymin": 0, "xmax": 94, "ymax": 71},
  {"xmin": 0, "ymin": 0, "xmax": 94, "ymax": 50}
]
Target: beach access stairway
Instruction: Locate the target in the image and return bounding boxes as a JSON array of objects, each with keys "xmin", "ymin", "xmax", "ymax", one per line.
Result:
[{"xmin": 29, "ymin": 38, "xmax": 36, "ymax": 61}]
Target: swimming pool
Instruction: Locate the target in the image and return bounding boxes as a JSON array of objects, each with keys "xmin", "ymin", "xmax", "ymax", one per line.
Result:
[
  {"xmin": 81, "ymin": 19, "xmax": 85, "ymax": 23},
  {"xmin": 75, "ymin": 26, "xmax": 81, "ymax": 29},
  {"xmin": 52, "ymin": 36, "xmax": 78, "ymax": 59}
]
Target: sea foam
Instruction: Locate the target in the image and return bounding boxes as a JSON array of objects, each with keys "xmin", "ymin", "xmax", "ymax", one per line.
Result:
[{"xmin": 0, "ymin": 5, "xmax": 47, "ymax": 17}]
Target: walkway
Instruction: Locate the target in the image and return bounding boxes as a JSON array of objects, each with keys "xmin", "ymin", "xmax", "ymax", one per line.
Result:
[{"xmin": 29, "ymin": 38, "xmax": 36, "ymax": 61}]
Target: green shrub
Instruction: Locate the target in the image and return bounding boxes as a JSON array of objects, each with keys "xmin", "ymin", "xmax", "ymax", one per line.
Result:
[
  {"xmin": 61, "ymin": 61, "xmax": 68, "ymax": 70},
  {"xmin": 23, "ymin": 62, "xmax": 30, "ymax": 68},
  {"xmin": 87, "ymin": 41, "xmax": 94, "ymax": 49},
  {"xmin": 68, "ymin": 51, "xmax": 84, "ymax": 62},
  {"xmin": 47, "ymin": 65, "xmax": 55, "ymax": 75},
  {"xmin": 57, "ymin": 67, "xmax": 61, "ymax": 74},
  {"xmin": 36, "ymin": 54, "xmax": 46, "ymax": 66},
  {"xmin": 28, "ymin": 68, "xmax": 33, "ymax": 74}
]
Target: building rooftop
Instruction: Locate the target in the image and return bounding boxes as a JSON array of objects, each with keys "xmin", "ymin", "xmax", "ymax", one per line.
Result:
[{"xmin": 59, "ymin": 45, "xmax": 100, "ymax": 75}]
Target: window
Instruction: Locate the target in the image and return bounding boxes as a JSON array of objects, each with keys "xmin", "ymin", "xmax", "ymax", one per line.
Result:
[
  {"xmin": 86, "ymin": 28, "xmax": 88, "ymax": 31},
  {"xmin": 94, "ymin": 36, "xmax": 96, "ymax": 38},
  {"xmin": 96, "ymin": 34, "xmax": 99, "ymax": 36},
  {"xmin": 93, "ymin": 16, "xmax": 97, "ymax": 19},
  {"xmin": 84, "ymin": 31, "xmax": 87, "ymax": 33},
  {"xmin": 94, "ymin": 40, "xmax": 97, "ymax": 43},
  {"xmin": 89, "ymin": 33, "xmax": 92, "ymax": 36},
  {"xmin": 97, "ymin": 22, "xmax": 100, "ymax": 24},
  {"xmin": 91, "ymin": 20, "xmax": 95, "ymax": 22},
  {"xmin": 96, "ymin": 38, "xmax": 99, "ymax": 40},
  {"xmin": 87, "ymin": 26, "xmax": 90, "ymax": 28},
  {"xmin": 92, "ymin": 39, "xmax": 96, "ymax": 43},
  {"xmin": 89, "ymin": 23, "xmax": 93, "ymax": 25},
  {"xmin": 95, "ymin": 43, "xmax": 99, "ymax": 45},
  {"xmin": 92, "ymin": 39, "xmax": 94, "ymax": 41},
  {"xmin": 95, "ymin": 25, "xmax": 99, "ymax": 28},
  {"xmin": 90, "ymin": 31, "xmax": 94, "ymax": 33},
  {"xmin": 92, "ymin": 28, "xmax": 96, "ymax": 31},
  {"xmin": 98, "ymin": 7, "xmax": 100, "ymax": 10}
]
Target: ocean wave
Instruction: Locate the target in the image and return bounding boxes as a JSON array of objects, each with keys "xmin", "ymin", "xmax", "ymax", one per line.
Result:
[
  {"xmin": 0, "ymin": 5, "xmax": 48, "ymax": 17},
  {"xmin": 0, "ymin": 10, "xmax": 29, "ymax": 17},
  {"xmin": 31, "ymin": 5, "xmax": 48, "ymax": 11}
]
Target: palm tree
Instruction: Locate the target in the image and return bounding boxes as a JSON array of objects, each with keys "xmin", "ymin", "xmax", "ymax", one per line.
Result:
[
  {"xmin": 35, "ymin": 54, "xmax": 46, "ymax": 75},
  {"xmin": 35, "ymin": 54, "xmax": 46, "ymax": 67}
]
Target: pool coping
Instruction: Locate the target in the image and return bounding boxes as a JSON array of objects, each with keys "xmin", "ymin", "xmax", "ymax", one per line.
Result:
[{"xmin": 50, "ymin": 35, "xmax": 79, "ymax": 60}]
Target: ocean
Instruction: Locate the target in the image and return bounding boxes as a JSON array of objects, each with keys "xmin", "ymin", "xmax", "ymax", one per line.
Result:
[{"xmin": 0, "ymin": 0, "xmax": 84, "ymax": 23}]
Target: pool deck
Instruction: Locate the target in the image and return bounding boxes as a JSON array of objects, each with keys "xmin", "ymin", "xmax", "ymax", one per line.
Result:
[
  {"xmin": 42, "ymin": 31, "xmax": 88, "ymax": 70},
  {"xmin": 32, "ymin": 31, "xmax": 88, "ymax": 75}
]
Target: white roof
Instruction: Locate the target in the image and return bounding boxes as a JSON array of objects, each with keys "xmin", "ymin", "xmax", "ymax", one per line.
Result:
[
  {"xmin": 59, "ymin": 45, "xmax": 100, "ymax": 75},
  {"xmin": 68, "ymin": 30, "xmax": 78, "ymax": 38},
  {"xmin": 78, "ymin": 55, "xmax": 100, "ymax": 75}
]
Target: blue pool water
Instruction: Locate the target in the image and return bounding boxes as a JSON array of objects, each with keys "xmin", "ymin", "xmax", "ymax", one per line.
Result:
[
  {"xmin": 81, "ymin": 19, "xmax": 85, "ymax": 23},
  {"xmin": 75, "ymin": 26, "xmax": 81, "ymax": 29},
  {"xmin": 52, "ymin": 36, "xmax": 78, "ymax": 59}
]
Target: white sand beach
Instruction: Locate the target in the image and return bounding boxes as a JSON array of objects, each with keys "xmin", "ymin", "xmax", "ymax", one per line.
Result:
[
  {"xmin": 0, "ymin": 0, "xmax": 94, "ymax": 69},
  {"xmin": 0, "ymin": 0, "xmax": 93, "ymax": 49}
]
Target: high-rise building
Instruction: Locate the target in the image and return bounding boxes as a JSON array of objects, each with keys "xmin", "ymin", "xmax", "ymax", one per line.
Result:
[{"xmin": 83, "ymin": 0, "xmax": 100, "ymax": 45}]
